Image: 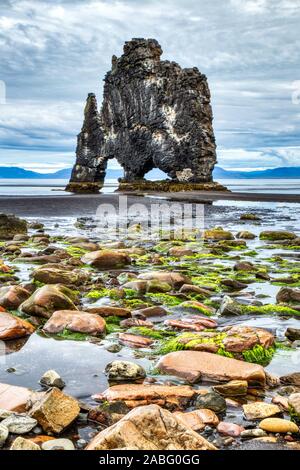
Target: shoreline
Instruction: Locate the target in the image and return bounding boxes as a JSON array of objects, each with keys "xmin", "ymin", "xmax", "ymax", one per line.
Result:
[{"xmin": 0, "ymin": 191, "xmax": 299, "ymax": 217}]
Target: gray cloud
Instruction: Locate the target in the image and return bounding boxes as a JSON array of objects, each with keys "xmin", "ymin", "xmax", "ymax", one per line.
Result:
[{"xmin": 0, "ymin": 0, "xmax": 299, "ymax": 171}]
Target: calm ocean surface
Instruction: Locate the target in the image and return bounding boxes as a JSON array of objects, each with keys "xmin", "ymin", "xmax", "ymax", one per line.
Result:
[{"xmin": 0, "ymin": 178, "xmax": 300, "ymax": 196}]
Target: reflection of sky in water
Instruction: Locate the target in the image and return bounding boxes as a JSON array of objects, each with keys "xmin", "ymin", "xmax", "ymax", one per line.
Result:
[{"xmin": 1, "ymin": 178, "xmax": 300, "ymax": 195}]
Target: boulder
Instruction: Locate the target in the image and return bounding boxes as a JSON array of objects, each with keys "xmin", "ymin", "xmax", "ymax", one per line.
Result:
[
  {"xmin": 20, "ymin": 285, "xmax": 77, "ymax": 318},
  {"xmin": 243, "ymin": 402, "xmax": 281, "ymax": 420},
  {"xmin": 259, "ymin": 418, "xmax": 299, "ymax": 433},
  {"xmin": 0, "ymin": 311, "xmax": 35, "ymax": 340},
  {"xmin": 43, "ymin": 310, "xmax": 106, "ymax": 336},
  {"xmin": 32, "ymin": 266, "xmax": 89, "ymax": 286},
  {"xmin": 10, "ymin": 437, "xmax": 40, "ymax": 450},
  {"xmin": 39, "ymin": 370, "xmax": 65, "ymax": 389},
  {"xmin": 260, "ymin": 230, "xmax": 296, "ymax": 241},
  {"xmin": 164, "ymin": 316, "xmax": 217, "ymax": 332},
  {"xmin": 137, "ymin": 271, "xmax": 190, "ymax": 288},
  {"xmin": 0, "ymin": 383, "xmax": 35, "ymax": 412},
  {"xmin": 86, "ymin": 404, "xmax": 216, "ymax": 450},
  {"xmin": 277, "ymin": 287, "xmax": 300, "ymax": 304},
  {"xmin": 234, "ymin": 261, "xmax": 256, "ymax": 272},
  {"xmin": 132, "ymin": 306, "xmax": 167, "ymax": 319},
  {"xmin": 168, "ymin": 247, "xmax": 194, "ymax": 257},
  {"xmin": 122, "ymin": 280, "xmax": 148, "ymax": 294},
  {"xmin": 118, "ymin": 333, "xmax": 153, "ymax": 348},
  {"xmin": 204, "ymin": 228, "xmax": 234, "ymax": 241},
  {"xmin": 29, "ymin": 388, "xmax": 80, "ymax": 434},
  {"xmin": 105, "ymin": 361, "xmax": 146, "ymax": 382},
  {"xmin": 1, "ymin": 414, "xmax": 37, "ymax": 434},
  {"xmin": 280, "ymin": 373, "xmax": 300, "ymax": 387},
  {"xmin": 240, "ymin": 213, "xmax": 260, "ymax": 221},
  {"xmin": 285, "ymin": 328, "xmax": 300, "ymax": 342},
  {"xmin": 0, "ymin": 285, "xmax": 30, "ymax": 309},
  {"xmin": 173, "ymin": 411, "xmax": 205, "ymax": 431},
  {"xmin": 195, "ymin": 392, "xmax": 226, "ymax": 414},
  {"xmin": 93, "ymin": 384, "xmax": 196, "ymax": 409},
  {"xmin": 176, "ymin": 301, "xmax": 214, "ymax": 316},
  {"xmin": 222, "ymin": 325, "xmax": 274, "ymax": 352},
  {"xmin": 236, "ymin": 231, "xmax": 256, "ymax": 240},
  {"xmin": 157, "ymin": 351, "xmax": 266, "ymax": 385},
  {"xmin": 81, "ymin": 250, "xmax": 131, "ymax": 269},
  {"xmin": 217, "ymin": 421, "xmax": 244, "ymax": 437},
  {"xmin": 179, "ymin": 284, "xmax": 213, "ymax": 296},
  {"xmin": 85, "ymin": 306, "xmax": 131, "ymax": 318},
  {"xmin": 0, "ymin": 214, "xmax": 27, "ymax": 240},
  {"xmin": 220, "ymin": 279, "xmax": 248, "ymax": 291},
  {"xmin": 213, "ymin": 380, "xmax": 248, "ymax": 397}
]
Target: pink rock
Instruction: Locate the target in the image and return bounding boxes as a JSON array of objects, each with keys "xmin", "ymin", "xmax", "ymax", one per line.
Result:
[{"xmin": 217, "ymin": 421, "xmax": 244, "ymax": 437}]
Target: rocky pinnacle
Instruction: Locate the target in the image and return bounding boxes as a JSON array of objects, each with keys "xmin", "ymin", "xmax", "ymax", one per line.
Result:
[{"xmin": 66, "ymin": 38, "xmax": 217, "ymax": 192}]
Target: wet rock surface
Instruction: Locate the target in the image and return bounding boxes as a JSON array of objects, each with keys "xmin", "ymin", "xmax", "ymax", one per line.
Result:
[{"xmin": 0, "ymin": 201, "xmax": 300, "ymax": 450}]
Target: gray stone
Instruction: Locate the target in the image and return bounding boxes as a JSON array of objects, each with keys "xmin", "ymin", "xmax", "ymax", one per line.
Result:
[
  {"xmin": 194, "ymin": 392, "xmax": 226, "ymax": 414},
  {"xmin": 241, "ymin": 428, "xmax": 267, "ymax": 439},
  {"xmin": 1, "ymin": 414, "xmax": 37, "ymax": 434},
  {"xmin": 39, "ymin": 370, "xmax": 65, "ymax": 389},
  {"xmin": 105, "ymin": 361, "xmax": 146, "ymax": 382}
]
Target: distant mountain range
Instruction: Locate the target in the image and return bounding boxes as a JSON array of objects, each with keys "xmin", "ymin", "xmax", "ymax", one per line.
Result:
[{"xmin": 0, "ymin": 166, "xmax": 300, "ymax": 179}]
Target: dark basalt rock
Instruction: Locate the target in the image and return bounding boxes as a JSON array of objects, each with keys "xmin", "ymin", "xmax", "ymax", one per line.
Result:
[{"xmin": 66, "ymin": 38, "xmax": 218, "ymax": 193}]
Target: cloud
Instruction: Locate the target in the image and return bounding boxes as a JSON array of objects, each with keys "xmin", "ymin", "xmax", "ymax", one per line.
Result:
[{"xmin": 0, "ymin": 0, "xmax": 299, "ymax": 171}]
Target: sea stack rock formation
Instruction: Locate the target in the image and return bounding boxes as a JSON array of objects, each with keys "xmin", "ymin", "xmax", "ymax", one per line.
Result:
[{"xmin": 66, "ymin": 38, "xmax": 220, "ymax": 193}]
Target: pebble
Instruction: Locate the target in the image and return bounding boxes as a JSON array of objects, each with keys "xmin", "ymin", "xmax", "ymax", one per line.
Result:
[
  {"xmin": 259, "ymin": 418, "xmax": 299, "ymax": 434},
  {"xmin": 241, "ymin": 428, "xmax": 267, "ymax": 439},
  {"xmin": 76, "ymin": 439, "xmax": 87, "ymax": 449},
  {"xmin": 41, "ymin": 438, "xmax": 75, "ymax": 451},
  {"xmin": 39, "ymin": 370, "xmax": 65, "ymax": 389}
]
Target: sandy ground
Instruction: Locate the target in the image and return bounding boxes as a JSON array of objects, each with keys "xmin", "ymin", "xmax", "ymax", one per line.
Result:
[{"xmin": 0, "ymin": 190, "xmax": 299, "ymax": 217}]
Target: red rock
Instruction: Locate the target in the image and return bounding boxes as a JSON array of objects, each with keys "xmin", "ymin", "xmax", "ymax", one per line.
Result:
[
  {"xmin": 217, "ymin": 421, "xmax": 244, "ymax": 437},
  {"xmin": 43, "ymin": 310, "xmax": 106, "ymax": 336},
  {"xmin": 194, "ymin": 409, "xmax": 219, "ymax": 426},
  {"xmin": 0, "ymin": 285, "xmax": 30, "ymax": 309},
  {"xmin": 164, "ymin": 319, "xmax": 205, "ymax": 332},
  {"xmin": 132, "ymin": 306, "xmax": 167, "ymax": 319},
  {"xmin": 222, "ymin": 325, "xmax": 274, "ymax": 353},
  {"xmin": 81, "ymin": 250, "xmax": 131, "ymax": 269},
  {"xmin": 157, "ymin": 351, "xmax": 266, "ymax": 385},
  {"xmin": 165, "ymin": 316, "xmax": 217, "ymax": 331},
  {"xmin": 137, "ymin": 271, "xmax": 191, "ymax": 288},
  {"xmin": 0, "ymin": 311, "xmax": 35, "ymax": 340},
  {"xmin": 93, "ymin": 384, "xmax": 196, "ymax": 409},
  {"xmin": 85, "ymin": 306, "xmax": 131, "ymax": 318},
  {"xmin": 0, "ymin": 383, "xmax": 34, "ymax": 412},
  {"xmin": 173, "ymin": 411, "xmax": 205, "ymax": 431},
  {"xmin": 120, "ymin": 318, "xmax": 153, "ymax": 328},
  {"xmin": 118, "ymin": 333, "xmax": 153, "ymax": 348}
]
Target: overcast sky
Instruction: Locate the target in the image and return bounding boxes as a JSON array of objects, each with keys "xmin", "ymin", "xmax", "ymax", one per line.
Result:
[{"xmin": 0, "ymin": 0, "xmax": 299, "ymax": 172}]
